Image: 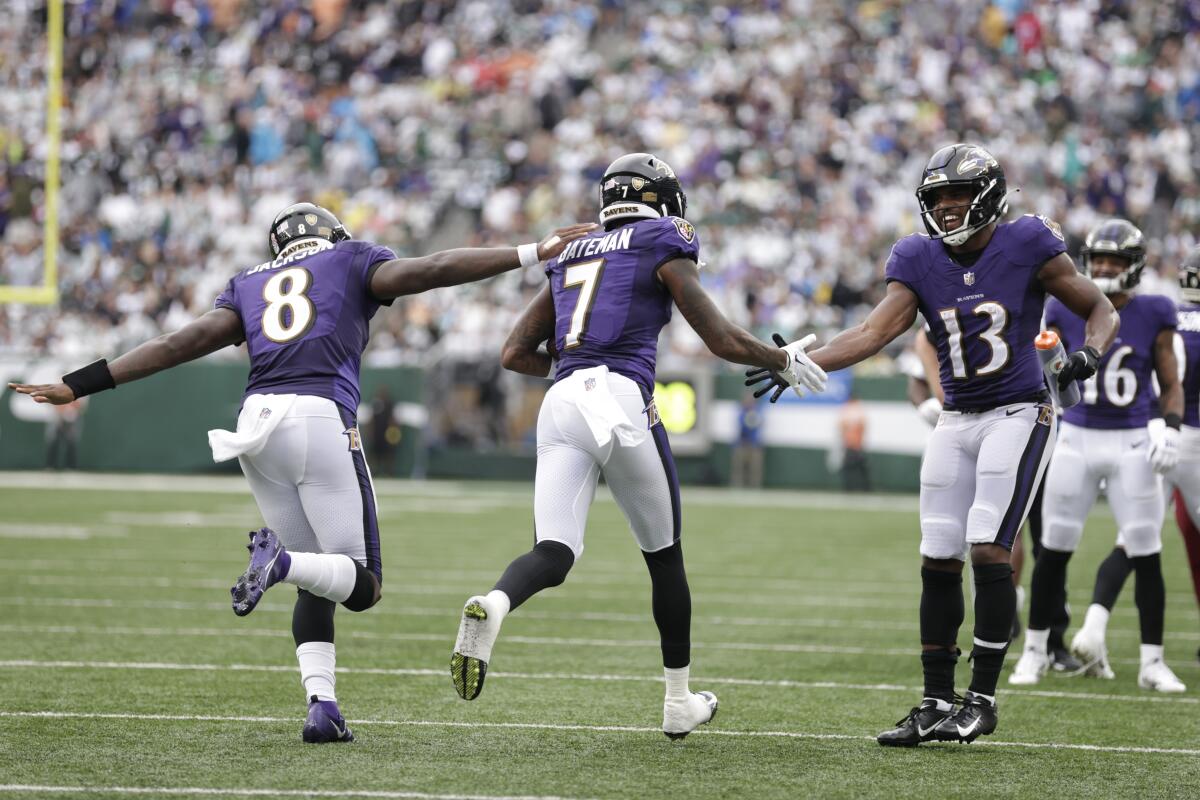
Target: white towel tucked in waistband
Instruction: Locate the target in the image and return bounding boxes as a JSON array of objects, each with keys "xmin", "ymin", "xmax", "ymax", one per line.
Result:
[
  {"xmin": 559, "ymin": 366, "xmax": 647, "ymax": 449},
  {"xmin": 207, "ymin": 393, "xmax": 297, "ymax": 462}
]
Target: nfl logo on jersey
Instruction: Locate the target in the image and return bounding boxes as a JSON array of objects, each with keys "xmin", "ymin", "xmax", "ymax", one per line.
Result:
[{"xmin": 963, "ymin": 272, "xmax": 976, "ymax": 286}]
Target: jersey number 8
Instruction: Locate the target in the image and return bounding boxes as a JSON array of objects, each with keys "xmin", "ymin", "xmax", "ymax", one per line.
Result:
[{"xmin": 262, "ymin": 267, "xmax": 316, "ymax": 343}]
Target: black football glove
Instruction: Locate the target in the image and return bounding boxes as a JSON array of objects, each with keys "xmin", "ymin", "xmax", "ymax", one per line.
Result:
[
  {"xmin": 745, "ymin": 333, "xmax": 790, "ymax": 403},
  {"xmin": 1057, "ymin": 345, "xmax": 1100, "ymax": 390}
]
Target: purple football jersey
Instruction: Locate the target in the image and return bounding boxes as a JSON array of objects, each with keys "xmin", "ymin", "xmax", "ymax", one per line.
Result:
[
  {"xmin": 1174, "ymin": 302, "xmax": 1200, "ymax": 427},
  {"xmin": 885, "ymin": 214, "xmax": 1067, "ymax": 409},
  {"xmin": 1046, "ymin": 293, "xmax": 1177, "ymax": 429},
  {"xmin": 215, "ymin": 240, "xmax": 395, "ymax": 416},
  {"xmin": 548, "ymin": 216, "xmax": 699, "ymax": 393}
]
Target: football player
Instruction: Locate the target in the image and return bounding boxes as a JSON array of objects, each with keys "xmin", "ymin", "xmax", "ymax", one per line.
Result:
[
  {"xmin": 8, "ymin": 204, "xmax": 596, "ymax": 742},
  {"xmin": 1009, "ymin": 219, "xmax": 1185, "ymax": 693},
  {"xmin": 747, "ymin": 143, "xmax": 1118, "ymax": 745},
  {"xmin": 1075, "ymin": 246, "xmax": 1200, "ymax": 666},
  {"xmin": 448, "ymin": 153, "xmax": 826, "ymax": 739}
]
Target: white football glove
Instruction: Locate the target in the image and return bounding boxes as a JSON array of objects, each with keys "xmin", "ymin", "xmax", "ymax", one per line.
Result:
[
  {"xmin": 917, "ymin": 397, "xmax": 943, "ymax": 427},
  {"xmin": 779, "ymin": 334, "xmax": 828, "ymax": 397},
  {"xmin": 1148, "ymin": 423, "xmax": 1180, "ymax": 473}
]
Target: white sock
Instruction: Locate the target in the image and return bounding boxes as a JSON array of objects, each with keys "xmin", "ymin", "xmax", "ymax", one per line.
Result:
[
  {"xmin": 1015, "ymin": 585, "xmax": 1025, "ymax": 614},
  {"xmin": 283, "ymin": 553, "xmax": 357, "ymax": 603},
  {"xmin": 664, "ymin": 665, "xmax": 690, "ymax": 701},
  {"xmin": 924, "ymin": 697, "xmax": 953, "ymax": 712},
  {"xmin": 297, "ymin": 641, "xmax": 336, "ymax": 702},
  {"xmin": 1140, "ymin": 643, "xmax": 1165, "ymax": 666},
  {"xmin": 1024, "ymin": 628, "xmax": 1050, "ymax": 654},
  {"xmin": 485, "ymin": 590, "xmax": 511, "ymax": 625},
  {"xmin": 1082, "ymin": 604, "xmax": 1111, "ymax": 636}
]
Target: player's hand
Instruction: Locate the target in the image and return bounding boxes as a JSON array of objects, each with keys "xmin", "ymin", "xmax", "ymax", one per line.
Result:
[
  {"xmin": 745, "ymin": 333, "xmax": 828, "ymax": 403},
  {"xmin": 537, "ymin": 224, "xmax": 599, "ymax": 261},
  {"xmin": 7, "ymin": 381, "xmax": 77, "ymax": 405},
  {"xmin": 1148, "ymin": 424, "xmax": 1180, "ymax": 473},
  {"xmin": 1057, "ymin": 346, "xmax": 1100, "ymax": 390},
  {"xmin": 917, "ymin": 397, "xmax": 943, "ymax": 426}
]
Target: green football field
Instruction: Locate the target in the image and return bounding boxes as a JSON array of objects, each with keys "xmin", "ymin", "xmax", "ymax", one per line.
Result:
[{"xmin": 1, "ymin": 473, "xmax": 1198, "ymax": 799}]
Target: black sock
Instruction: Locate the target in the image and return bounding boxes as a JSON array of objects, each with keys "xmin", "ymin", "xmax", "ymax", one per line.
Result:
[
  {"xmin": 1029, "ymin": 547, "xmax": 1071, "ymax": 632},
  {"xmin": 642, "ymin": 542, "xmax": 691, "ymax": 669},
  {"xmin": 1092, "ymin": 548, "xmax": 1132, "ymax": 610},
  {"xmin": 919, "ymin": 567, "xmax": 964, "ymax": 701},
  {"xmin": 969, "ymin": 562, "xmax": 1015, "ymax": 698},
  {"xmin": 292, "ymin": 589, "xmax": 335, "ymax": 645},
  {"xmin": 1131, "ymin": 553, "xmax": 1165, "ymax": 646},
  {"xmin": 493, "ymin": 540, "xmax": 574, "ymax": 611}
]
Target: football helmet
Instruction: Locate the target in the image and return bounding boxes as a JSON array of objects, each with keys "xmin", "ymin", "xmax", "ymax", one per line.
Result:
[
  {"xmin": 915, "ymin": 143, "xmax": 1009, "ymax": 247},
  {"xmin": 599, "ymin": 153, "xmax": 687, "ymax": 227},
  {"xmin": 1180, "ymin": 245, "xmax": 1200, "ymax": 304},
  {"xmin": 269, "ymin": 202, "xmax": 351, "ymax": 257},
  {"xmin": 1080, "ymin": 218, "xmax": 1146, "ymax": 295}
]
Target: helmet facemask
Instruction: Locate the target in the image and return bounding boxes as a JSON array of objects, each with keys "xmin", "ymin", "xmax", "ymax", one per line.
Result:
[
  {"xmin": 1081, "ymin": 220, "xmax": 1146, "ymax": 296},
  {"xmin": 917, "ymin": 178, "xmax": 1007, "ymax": 247}
]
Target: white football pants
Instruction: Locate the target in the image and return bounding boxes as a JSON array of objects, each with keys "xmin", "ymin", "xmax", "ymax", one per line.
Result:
[
  {"xmin": 238, "ymin": 395, "xmax": 382, "ymax": 578},
  {"xmin": 919, "ymin": 401, "xmax": 1057, "ymax": 560},
  {"xmin": 534, "ymin": 371, "xmax": 679, "ymax": 559},
  {"xmin": 1163, "ymin": 425, "xmax": 1200, "ymax": 528},
  {"xmin": 1043, "ymin": 422, "xmax": 1164, "ymax": 557}
]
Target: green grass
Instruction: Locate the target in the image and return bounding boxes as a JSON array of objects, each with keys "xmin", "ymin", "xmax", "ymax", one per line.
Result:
[{"xmin": 1, "ymin": 476, "xmax": 1199, "ymax": 799}]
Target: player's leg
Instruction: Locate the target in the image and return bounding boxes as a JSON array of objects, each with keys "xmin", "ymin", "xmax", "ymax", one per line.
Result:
[
  {"xmin": 235, "ymin": 421, "xmax": 354, "ymax": 743},
  {"xmin": 1169, "ymin": 430, "xmax": 1200, "ymax": 658},
  {"xmin": 937, "ymin": 404, "xmax": 1053, "ymax": 742},
  {"xmin": 604, "ymin": 380, "xmax": 716, "ymax": 739},
  {"xmin": 1025, "ymin": 476, "xmax": 1074, "ymax": 665},
  {"xmin": 1022, "ymin": 423, "xmax": 1098, "ymax": 679},
  {"xmin": 451, "ymin": 383, "xmax": 596, "ymax": 700},
  {"xmin": 877, "ymin": 414, "xmax": 973, "ymax": 747},
  {"xmin": 1010, "ymin": 530, "xmax": 1024, "ymax": 641},
  {"xmin": 1105, "ymin": 437, "xmax": 1184, "ymax": 692}
]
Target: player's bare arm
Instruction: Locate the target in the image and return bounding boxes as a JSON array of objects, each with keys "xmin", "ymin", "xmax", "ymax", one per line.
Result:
[
  {"xmin": 1039, "ymin": 253, "xmax": 1119, "ymax": 354},
  {"xmin": 657, "ymin": 257, "xmax": 787, "ymax": 370},
  {"xmin": 369, "ymin": 224, "xmax": 597, "ymax": 300},
  {"xmin": 501, "ymin": 286, "xmax": 556, "ymax": 378},
  {"xmin": 808, "ymin": 281, "xmax": 920, "ymax": 372},
  {"xmin": 914, "ymin": 327, "xmax": 944, "ymax": 403},
  {"xmin": 1154, "ymin": 327, "xmax": 1184, "ymax": 421},
  {"xmin": 8, "ymin": 307, "xmax": 244, "ymax": 405}
]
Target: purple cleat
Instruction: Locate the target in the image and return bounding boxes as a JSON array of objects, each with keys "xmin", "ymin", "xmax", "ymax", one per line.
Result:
[
  {"xmin": 302, "ymin": 696, "xmax": 354, "ymax": 743},
  {"xmin": 230, "ymin": 527, "xmax": 289, "ymax": 617}
]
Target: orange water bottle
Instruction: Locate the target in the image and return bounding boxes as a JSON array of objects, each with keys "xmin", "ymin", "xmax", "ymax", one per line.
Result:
[{"xmin": 1035, "ymin": 330, "xmax": 1081, "ymax": 408}]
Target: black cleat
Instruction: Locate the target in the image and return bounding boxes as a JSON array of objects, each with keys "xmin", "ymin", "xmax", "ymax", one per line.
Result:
[
  {"xmin": 932, "ymin": 692, "xmax": 997, "ymax": 743},
  {"xmin": 1050, "ymin": 646, "xmax": 1083, "ymax": 673},
  {"xmin": 876, "ymin": 699, "xmax": 954, "ymax": 747}
]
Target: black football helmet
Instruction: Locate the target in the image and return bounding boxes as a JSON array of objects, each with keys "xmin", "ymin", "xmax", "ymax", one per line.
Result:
[
  {"xmin": 1080, "ymin": 218, "xmax": 1146, "ymax": 295},
  {"xmin": 915, "ymin": 143, "xmax": 1009, "ymax": 246},
  {"xmin": 1179, "ymin": 245, "xmax": 1200, "ymax": 304},
  {"xmin": 269, "ymin": 202, "xmax": 351, "ymax": 257},
  {"xmin": 599, "ymin": 153, "xmax": 687, "ymax": 227}
]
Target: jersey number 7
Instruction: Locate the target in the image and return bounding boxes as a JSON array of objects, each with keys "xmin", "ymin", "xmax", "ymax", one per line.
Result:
[{"xmin": 562, "ymin": 259, "xmax": 606, "ymax": 349}]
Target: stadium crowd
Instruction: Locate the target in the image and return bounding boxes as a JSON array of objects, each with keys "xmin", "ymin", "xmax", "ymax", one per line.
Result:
[{"xmin": 2, "ymin": 0, "xmax": 1199, "ymax": 417}]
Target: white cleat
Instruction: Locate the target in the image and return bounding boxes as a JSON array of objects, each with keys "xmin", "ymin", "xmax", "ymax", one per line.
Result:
[
  {"xmin": 451, "ymin": 594, "xmax": 503, "ymax": 701},
  {"xmin": 663, "ymin": 690, "xmax": 718, "ymax": 740},
  {"xmin": 1008, "ymin": 647, "xmax": 1050, "ymax": 685},
  {"xmin": 1138, "ymin": 659, "xmax": 1186, "ymax": 693},
  {"xmin": 1070, "ymin": 628, "xmax": 1115, "ymax": 680}
]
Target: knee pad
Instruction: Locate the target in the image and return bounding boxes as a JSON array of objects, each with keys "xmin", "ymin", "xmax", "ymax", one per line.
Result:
[
  {"xmin": 920, "ymin": 515, "xmax": 967, "ymax": 560},
  {"xmin": 341, "ymin": 561, "xmax": 381, "ymax": 612},
  {"xmin": 1042, "ymin": 517, "xmax": 1083, "ymax": 553},
  {"xmin": 1118, "ymin": 524, "xmax": 1162, "ymax": 558},
  {"xmin": 965, "ymin": 502, "xmax": 1001, "ymax": 544}
]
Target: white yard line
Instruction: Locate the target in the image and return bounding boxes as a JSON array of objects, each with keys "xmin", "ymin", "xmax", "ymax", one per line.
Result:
[
  {"xmin": 1, "ymin": 711, "xmax": 1197, "ymax": 756},
  {"xmin": 0, "ymin": 659, "xmax": 1194, "ymax": 706},
  {"xmin": 0, "ymin": 785, "xmax": 582, "ymax": 800},
  {"xmin": 1, "ymin": 592, "xmax": 1191, "ymax": 639}
]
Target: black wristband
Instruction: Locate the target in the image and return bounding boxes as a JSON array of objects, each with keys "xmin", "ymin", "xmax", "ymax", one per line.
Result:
[
  {"xmin": 1164, "ymin": 413, "xmax": 1182, "ymax": 431},
  {"xmin": 1083, "ymin": 345, "xmax": 1101, "ymax": 363},
  {"xmin": 62, "ymin": 358, "xmax": 116, "ymax": 399}
]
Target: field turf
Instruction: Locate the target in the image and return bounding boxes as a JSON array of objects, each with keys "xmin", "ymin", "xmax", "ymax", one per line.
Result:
[{"xmin": 1, "ymin": 473, "xmax": 1198, "ymax": 799}]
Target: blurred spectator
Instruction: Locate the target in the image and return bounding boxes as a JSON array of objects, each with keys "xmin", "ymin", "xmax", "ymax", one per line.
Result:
[
  {"xmin": 45, "ymin": 397, "xmax": 85, "ymax": 470},
  {"xmin": 839, "ymin": 394, "xmax": 870, "ymax": 493},
  {"xmin": 731, "ymin": 393, "xmax": 765, "ymax": 489},
  {"xmin": 366, "ymin": 385, "xmax": 400, "ymax": 476}
]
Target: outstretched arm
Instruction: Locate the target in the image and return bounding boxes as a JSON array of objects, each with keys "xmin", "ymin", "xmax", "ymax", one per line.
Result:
[
  {"xmin": 369, "ymin": 224, "xmax": 597, "ymax": 300},
  {"xmin": 8, "ymin": 307, "xmax": 245, "ymax": 404},
  {"xmin": 806, "ymin": 281, "xmax": 920, "ymax": 372},
  {"xmin": 1038, "ymin": 253, "xmax": 1119, "ymax": 356},
  {"xmin": 658, "ymin": 258, "xmax": 787, "ymax": 371},
  {"xmin": 501, "ymin": 286, "xmax": 556, "ymax": 377}
]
